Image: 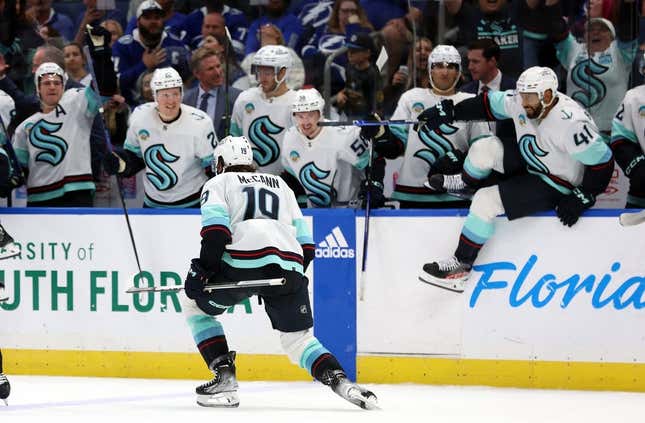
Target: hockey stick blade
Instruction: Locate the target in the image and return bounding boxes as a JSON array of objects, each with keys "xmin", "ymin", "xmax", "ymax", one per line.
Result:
[
  {"xmin": 126, "ymin": 277, "xmax": 286, "ymax": 294},
  {"xmin": 619, "ymin": 210, "xmax": 645, "ymax": 227}
]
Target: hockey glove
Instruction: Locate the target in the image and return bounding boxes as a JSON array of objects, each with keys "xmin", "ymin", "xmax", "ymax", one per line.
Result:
[
  {"xmin": 415, "ymin": 99, "xmax": 455, "ymax": 132},
  {"xmin": 359, "ymin": 180, "xmax": 385, "ymax": 209},
  {"xmin": 624, "ymin": 154, "xmax": 645, "ymax": 194},
  {"xmin": 556, "ymin": 188, "xmax": 595, "ymax": 227},
  {"xmin": 432, "ymin": 150, "xmax": 466, "ymax": 175},
  {"xmin": 85, "ymin": 24, "xmax": 118, "ymax": 96},
  {"xmin": 359, "ymin": 114, "xmax": 385, "ymax": 140},
  {"xmin": 103, "ymin": 152, "xmax": 125, "ymax": 175},
  {"xmin": 184, "ymin": 258, "xmax": 215, "ymax": 299}
]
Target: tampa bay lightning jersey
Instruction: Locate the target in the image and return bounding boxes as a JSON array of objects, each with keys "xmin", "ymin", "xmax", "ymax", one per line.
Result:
[
  {"xmin": 488, "ymin": 90, "xmax": 613, "ymax": 193},
  {"xmin": 200, "ymin": 171, "xmax": 313, "ymax": 275},
  {"xmin": 124, "ymin": 103, "xmax": 216, "ymax": 208},
  {"xmin": 389, "ymin": 88, "xmax": 490, "ymax": 203},
  {"xmin": 556, "ymin": 35, "xmax": 638, "ymax": 133},
  {"xmin": 229, "ymin": 87, "xmax": 298, "ymax": 176},
  {"xmin": 611, "ymin": 85, "xmax": 645, "ymax": 152},
  {"xmin": 13, "ymin": 87, "xmax": 100, "ymax": 202},
  {"xmin": 281, "ymin": 124, "xmax": 368, "ymax": 207}
]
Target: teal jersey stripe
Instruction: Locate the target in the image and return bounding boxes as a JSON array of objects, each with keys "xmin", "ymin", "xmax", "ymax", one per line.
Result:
[
  {"xmin": 617, "ymin": 39, "xmax": 638, "ymax": 65},
  {"xmin": 572, "ymin": 140, "xmax": 613, "ymax": 165},
  {"xmin": 124, "ymin": 142, "xmax": 142, "ymax": 157},
  {"xmin": 222, "ymin": 253, "xmax": 304, "ymax": 274},
  {"xmin": 187, "ymin": 315, "xmax": 225, "ymax": 344},
  {"xmin": 84, "ymin": 86, "xmax": 101, "ymax": 116},
  {"xmin": 529, "ymin": 170, "xmax": 571, "ymax": 195},
  {"xmin": 390, "ymin": 124, "xmax": 408, "ymax": 145},
  {"xmin": 28, "ymin": 181, "xmax": 95, "ymax": 202},
  {"xmin": 469, "ymin": 134, "xmax": 492, "ymax": 146},
  {"xmin": 202, "ymin": 204, "xmax": 230, "ymax": 228},
  {"xmin": 464, "ymin": 156, "xmax": 492, "ymax": 180},
  {"xmin": 293, "ymin": 218, "xmax": 313, "ymax": 244},
  {"xmin": 555, "ymin": 35, "xmax": 574, "ymax": 69},
  {"xmin": 355, "ymin": 151, "xmax": 369, "ymax": 170},
  {"xmin": 200, "ymin": 156, "xmax": 212, "ymax": 169},
  {"xmin": 299, "ymin": 339, "xmax": 330, "ymax": 372},
  {"xmin": 285, "ymin": 166, "xmax": 297, "ymax": 177},
  {"xmin": 462, "ymin": 212, "xmax": 495, "ymax": 243},
  {"xmin": 611, "ymin": 120, "xmax": 637, "ymax": 144},
  {"xmin": 15, "ymin": 148, "xmax": 28, "ymax": 167},
  {"xmin": 488, "ymin": 91, "xmax": 510, "ymax": 120},
  {"xmin": 230, "ymin": 123, "xmax": 242, "ymax": 136},
  {"xmin": 391, "ymin": 190, "xmax": 466, "ymax": 202}
]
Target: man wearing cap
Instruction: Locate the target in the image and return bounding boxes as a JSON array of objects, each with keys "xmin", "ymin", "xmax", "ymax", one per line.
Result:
[
  {"xmin": 550, "ymin": 0, "xmax": 638, "ymax": 138},
  {"xmin": 112, "ymin": 0, "xmax": 189, "ymax": 104}
]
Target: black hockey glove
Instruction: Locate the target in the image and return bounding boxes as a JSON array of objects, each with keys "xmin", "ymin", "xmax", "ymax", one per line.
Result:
[
  {"xmin": 624, "ymin": 154, "xmax": 645, "ymax": 194},
  {"xmin": 184, "ymin": 258, "xmax": 215, "ymax": 300},
  {"xmin": 431, "ymin": 150, "xmax": 466, "ymax": 175},
  {"xmin": 415, "ymin": 99, "xmax": 455, "ymax": 132},
  {"xmin": 85, "ymin": 24, "xmax": 118, "ymax": 96},
  {"xmin": 556, "ymin": 188, "xmax": 595, "ymax": 227},
  {"xmin": 103, "ymin": 152, "xmax": 124, "ymax": 175},
  {"xmin": 359, "ymin": 113, "xmax": 386, "ymax": 140},
  {"xmin": 359, "ymin": 180, "xmax": 385, "ymax": 209}
]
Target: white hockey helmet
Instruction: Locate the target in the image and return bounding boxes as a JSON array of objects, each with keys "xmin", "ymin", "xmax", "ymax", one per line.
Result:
[
  {"xmin": 150, "ymin": 67, "xmax": 183, "ymax": 102},
  {"xmin": 292, "ymin": 88, "xmax": 325, "ymax": 115},
  {"xmin": 516, "ymin": 66, "xmax": 558, "ymax": 111},
  {"xmin": 213, "ymin": 135, "xmax": 254, "ymax": 174},
  {"xmin": 428, "ymin": 44, "xmax": 462, "ymax": 74},
  {"xmin": 587, "ymin": 17, "xmax": 616, "ymax": 40},
  {"xmin": 251, "ymin": 45, "xmax": 292, "ymax": 86},
  {"xmin": 35, "ymin": 62, "xmax": 68, "ymax": 97}
]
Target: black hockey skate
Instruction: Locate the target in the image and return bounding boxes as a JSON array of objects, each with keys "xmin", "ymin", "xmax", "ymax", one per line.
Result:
[
  {"xmin": 419, "ymin": 256, "xmax": 472, "ymax": 293},
  {"xmin": 0, "ymin": 224, "xmax": 19, "ymax": 260},
  {"xmin": 424, "ymin": 174, "xmax": 475, "ymax": 199},
  {"xmin": 0, "ymin": 373, "xmax": 9, "ymax": 406},
  {"xmin": 196, "ymin": 351, "xmax": 239, "ymax": 407},
  {"xmin": 322, "ymin": 369, "xmax": 379, "ymax": 410}
]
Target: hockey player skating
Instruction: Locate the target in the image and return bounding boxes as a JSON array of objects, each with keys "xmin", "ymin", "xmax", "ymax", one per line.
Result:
[
  {"xmin": 181, "ymin": 135, "xmax": 378, "ymax": 409},
  {"xmin": 104, "ymin": 67, "xmax": 217, "ymax": 208},
  {"xmin": 281, "ymin": 88, "xmax": 385, "ymax": 208},
  {"xmin": 380, "ymin": 44, "xmax": 490, "ymax": 208},
  {"xmin": 418, "ymin": 67, "xmax": 614, "ymax": 292},
  {"xmin": 229, "ymin": 45, "xmax": 298, "ymax": 176},
  {"xmin": 610, "ymin": 52, "xmax": 645, "ymax": 208}
]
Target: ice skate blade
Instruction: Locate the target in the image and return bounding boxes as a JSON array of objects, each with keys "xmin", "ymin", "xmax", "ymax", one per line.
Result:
[
  {"xmin": 347, "ymin": 390, "xmax": 379, "ymax": 410},
  {"xmin": 418, "ymin": 274, "xmax": 466, "ymax": 293},
  {"xmin": 197, "ymin": 391, "xmax": 239, "ymax": 408}
]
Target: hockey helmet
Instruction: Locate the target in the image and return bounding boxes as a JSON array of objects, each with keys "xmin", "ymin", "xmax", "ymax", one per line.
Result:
[
  {"xmin": 213, "ymin": 135, "xmax": 254, "ymax": 174},
  {"xmin": 150, "ymin": 67, "xmax": 183, "ymax": 102},
  {"xmin": 516, "ymin": 66, "xmax": 558, "ymax": 105},
  {"xmin": 428, "ymin": 44, "xmax": 462, "ymax": 74},
  {"xmin": 292, "ymin": 88, "xmax": 325, "ymax": 115},
  {"xmin": 35, "ymin": 62, "xmax": 68, "ymax": 97},
  {"xmin": 251, "ymin": 45, "xmax": 292, "ymax": 86}
]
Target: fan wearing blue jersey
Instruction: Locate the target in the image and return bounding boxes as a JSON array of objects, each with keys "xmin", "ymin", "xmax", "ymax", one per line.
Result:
[{"xmin": 180, "ymin": 135, "xmax": 378, "ymax": 410}]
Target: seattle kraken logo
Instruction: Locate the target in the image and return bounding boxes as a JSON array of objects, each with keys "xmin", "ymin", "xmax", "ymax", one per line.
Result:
[
  {"xmin": 28, "ymin": 119, "xmax": 67, "ymax": 165},
  {"xmin": 248, "ymin": 116, "xmax": 283, "ymax": 167},
  {"xmin": 571, "ymin": 59, "xmax": 608, "ymax": 108},
  {"xmin": 414, "ymin": 123, "xmax": 458, "ymax": 166},
  {"xmin": 144, "ymin": 144, "xmax": 180, "ymax": 191},
  {"xmin": 518, "ymin": 134, "xmax": 549, "ymax": 174},
  {"xmin": 299, "ymin": 162, "xmax": 334, "ymax": 207}
]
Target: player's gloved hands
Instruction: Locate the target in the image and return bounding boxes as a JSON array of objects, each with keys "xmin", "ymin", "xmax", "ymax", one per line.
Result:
[
  {"xmin": 85, "ymin": 24, "xmax": 111, "ymax": 54},
  {"xmin": 415, "ymin": 99, "xmax": 455, "ymax": 132},
  {"xmin": 103, "ymin": 152, "xmax": 125, "ymax": 175},
  {"xmin": 359, "ymin": 113, "xmax": 385, "ymax": 140},
  {"xmin": 431, "ymin": 149, "xmax": 466, "ymax": 175},
  {"xmin": 624, "ymin": 154, "xmax": 645, "ymax": 194},
  {"xmin": 184, "ymin": 258, "xmax": 215, "ymax": 300},
  {"xmin": 556, "ymin": 187, "xmax": 595, "ymax": 227},
  {"xmin": 359, "ymin": 180, "xmax": 385, "ymax": 209}
]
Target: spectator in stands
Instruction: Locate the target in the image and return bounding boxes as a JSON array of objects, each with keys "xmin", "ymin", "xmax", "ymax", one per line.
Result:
[
  {"xmin": 134, "ymin": 69, "xmax": 155, "ymax": 104},
  {"xmin": 187, "ymin": 11, "xmax": 226, "ymax": 50},
  {"xmin": 25, "ymin": 0, "xmax": 75, "ymax": 41},
  {"xmin": 184, "ymin": 47, "xmax": 241, "ymax": 140},
  {"xmin": 63, "ymin": 42, "xmax": 92, "ymax": 86},
  {"xmin": 201, "ymin": 34, "xmax": 245, "ymax": 87},
  {"xmin": 73, "ymin": 0, "xmax": 126, "ymax": 45},
  {"xmin": 101, "ymin": 19, "xmax": 124, "ymax": 47},
  {"xmin": 444, "ymin": 0, "xmax": 524, "ymax": 79},
  {"xmin": 125, "ymin": 0, "xmax": 186, "ymax": 37},
  {"xmin": 245, "ymin": 0, "xmax": 302, "ymax": 55},
  {"xmin": 112, "ymin": 0, "xmax": 190, "ymax": 105},
  {"xmin": 38, "ymin": 25, "xmax": 65, "ymax": 50},
  {"xmin": 380, "ymin": 6, "xmax": 423, "ymax": 83}
]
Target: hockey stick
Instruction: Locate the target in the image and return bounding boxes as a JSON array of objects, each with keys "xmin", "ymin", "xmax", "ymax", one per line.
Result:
[
  {"xmin": 358, "ymin": 138, "xmax": 373, "ymax": 302},
  {"xmin": 83, "ymin": 44, "xmax": 144, "ymax": 279},
  {"xmin": 619, "ymin": 209, "xmax": 645, "ymax": 226},
  {"xmin": 0, "ymin": 114, "xmax": 26, "ymax": 207},
  {"xmin": 318, "ymin": 119, "xmax": 418, "ymax": 127},
  {"xmin": 126, "ymin": 277, "xmax": 286, "ymax": 293}
]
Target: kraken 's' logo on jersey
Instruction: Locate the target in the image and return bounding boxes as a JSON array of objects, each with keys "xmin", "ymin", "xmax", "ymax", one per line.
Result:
[
  {"xmin": 518, "ymin": 134, "xmax": 549, "ymax": 174},
  {"xmin": 144, "ymin": 144, "xmax": 180, "ymax": 191},
  {"xmin": 248, "ymin": 116, "xmax": 284, "ymax": 167},
  {"xmin": 414, "ymin": 123, "xmax": 458, "ymax": 166},
  {"xmin": 299, "ymin": 162, "xmax": 334, "ymax": 207},
  {"xmin": 28, "ymin": 119, "xmax": 67, "ymax": 166},
  {"xmin": 571, "ymin": 59, "xmax": 609, "ymax": 108}
]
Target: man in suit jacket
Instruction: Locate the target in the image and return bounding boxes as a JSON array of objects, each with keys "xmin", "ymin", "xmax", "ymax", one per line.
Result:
[
  {"xmin": 184, "ymin": 47, "xmax": 241, "ymax": 140},
  {"xmin": 461, "ymin": 38, "xmax": 523, "ymax": 177}
]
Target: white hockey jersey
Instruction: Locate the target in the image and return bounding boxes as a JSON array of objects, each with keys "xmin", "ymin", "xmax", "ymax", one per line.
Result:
[
  {"xmin": 0, "ymin": 90, "xmax": 15, "ymax": 143},
  {"xmin": 200, "ymin": 171, "xmax": 314, "ymax": 275},
  {"xmin": 124, "ymin": 103, "xmax": 216, "ymax": 208},
  {"xmin": 611, "ymin": 85, "xmax": 645, "ymax": 153},
  {"xmin": 229, "ymin": 87, "xmax": 298, "ymax": 176},
  {"xmin": 389, "ymin": 88, "xmax": 490, "ymax": 203},
  {"xmin": 13, "ymin": 87, "xmax": 100, "ymax": 203},
  {"xmin": 281, "ymin": 124, "xmax": 368, "ymax": 207},
  {"xmin": 488, "ymin": 90, "xmax": 613, "ymax": 193},
  {"xmin": 556, "ymin": 35, "xmax": 638, "ymax": 133}
]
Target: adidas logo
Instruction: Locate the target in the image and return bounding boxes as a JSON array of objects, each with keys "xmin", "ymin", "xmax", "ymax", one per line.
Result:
[{"xmin": 315, "ymin": 226, "xmax": 355, "ymax": 259}]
